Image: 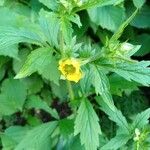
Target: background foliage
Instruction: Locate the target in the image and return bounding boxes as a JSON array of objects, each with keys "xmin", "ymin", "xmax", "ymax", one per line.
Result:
[{"xmin": 0, "ymin": 0, "xmax": 150, "ymax": 150}]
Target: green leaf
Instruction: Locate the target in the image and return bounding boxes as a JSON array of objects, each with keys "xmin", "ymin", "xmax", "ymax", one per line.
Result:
[
  {"xmin": 69, "ymin": 14, "xmax": 82, "ymax": 28},
  {"xmin": 74, "ymin": 99, "xmax": 101, "ymax": 150},
  {"xmin": 0, "ymin": 7, "xmax": 22, "ymax": 27},
  {"xmin": 0, "ymin": 56, "xmax": 9, "ymax": 68},
  {"xmin": 13, "ymin": 49, "xmax": 44, "ymax": 95},
  {"xmin": 39, "ymin": 9, "xmax": 60, "ymax": 47},
  {"xmin": 4, "ymin": 126, "xmax": 29, "ymax": 143},
  {"xmin": 1, "ymin": 126, "xmax": 29, "ymax": 150},
  {"xmin": 90, "ymin": 65, "xmax": 108, "ymax": 95},
  {"xmin": 0, "ymin": 79, "xmax": 27, "ymax": 117},
  {"xmin": 0, "ymin": 44, "xmax": 19, "ymax": 59},
  {"xmin": 27, "ymin": 115, "xmax": 42, "ymax": 127},
  {"xmin": 0, "ymin": 0, "xmax": 4, "ymax": 6},
  {"xmin": 109, "ymin": 74, "xmax": 139, "ymax": 96},
  {"xmin": 38, "ymin": 0, "xmax": 58, "ymax": 11},
  {"xmin": 25, "ymin": 95, "xmax": 59, "ymax": 119},
  {"xmin": 97, "ymin": 0, "xmax": 124, "ymax": 6},
  {"xmin": 88, "ymin": 5, "xmax": 125, "ymax": 31},
  {"xmin": 130, "ymin": 5, "xmax": 150, "ymax": 28},
  {"xmin": 80, "ymin": 68, "xmax": 93, "ymax": 94},
  {"xmin": 109, "ymin": 8, "xmax": 138, "ymax": 43},
  {"xmin": 90, "ymin": 65, "xmax": 115, "ymax": 111},
  {"xmin": 66, "ymin": 136, "xmax": 85, "ymax": 150},
  {"xmin": 124, "ymin": 44, "xmax": 141, "ymax": 57},
  {"xmin": 74, "ymin": 0, "xmax": 124, "ymax": 12},
  {"xmin": 96, "ymin": 96, "xmax": 129, "ymax": 134},
  {"xmin": 59, "ymin": 119, "xmax": 74, "ymax": 138},
  {"xmin": 41, "ymin": 89, "xmax": 53, "ymax": 104},
  {"xmin": 60, "ymin": 16, "xmax": 73, "ymax": 45},
  {"xmin": 57, "ymin": 135, "xmax": 84, "ymax": 150},
  {"xmin": 15, "ymin": 121, "xmax": 58, "ymax": 150},
  {"xmin": 73, "ymin": 11, "xmax": 89, "ymax": 39},
  {"xmin": 50, "ymin": 81, "xmax": 68, "ymax": 101},
  {"xmin": 134, "ymin": 34, "xmax": 150, "ymax": 56},
  {"xmin": 22, "ymin": 75, "xmax": 44, "ymax": 95},
  {"xmin": 100, "ymin": 60, "xmax": 150, "ymax": 86},
  {"xmin": 13, "ymin": 48, "xmax": 30, "ymax": 73},
  {"xmin": 15, "ymin": 47, "xmax": 60, "ymax": 85},
  {"xmin": 101, "ymin": 134, "xmax": 131, "ymax": 150},
  {"xmin": 132, "ymin": 108, "xmax": 150, "ymax": 129},
  {"xmin": 133, "ymin": 0, "xmax": 146, "ymax": 9},
  {"xmin": 0, "ymin": 26, "xmax": 43, "ymax": 48},
  {"xmin": 0, "ymin": 66, "xmax": 5, "ymax": 81},
  {"xmin": 1, "ymin": 135, "xmax": 16, "ymax": 150}
]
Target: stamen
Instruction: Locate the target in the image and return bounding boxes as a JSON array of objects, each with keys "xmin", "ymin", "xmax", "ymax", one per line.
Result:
[{"xmin": 64, "ymin": 64, "xmax": 76, "ymax": 74}]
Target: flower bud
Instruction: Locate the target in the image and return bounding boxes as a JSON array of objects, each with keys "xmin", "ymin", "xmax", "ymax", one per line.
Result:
[
  {"xmin": 74, "ymin": 0, "xmax": 83, "ymax": 6},
  {"xmin": 120, "ymin": 42, "xmax": 134, "ymax": 51},
  {"xmin": 135, "ymin": 128, "xmax": 140, "ymax": 136},
  {"xmin": 60, "ymin": 0, "xmax": 69, "ymax": 8},
  {"xmin": 133, "ymin": 128, "xmax": 141, "ymax": 141}
]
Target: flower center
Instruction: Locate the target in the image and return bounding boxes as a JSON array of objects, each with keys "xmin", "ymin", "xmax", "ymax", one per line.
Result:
[{"xmin": 64, "ymin": 64, "xmax": 76, "ymax": 74}]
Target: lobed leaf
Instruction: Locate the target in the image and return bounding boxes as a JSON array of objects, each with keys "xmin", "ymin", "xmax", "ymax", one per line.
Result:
[
  {"xmin": 129, "ymin": 5, "xmax": 150, "ymax": 28},
  {"xmin": 15, "ymin": 47, "xmax": 60, "ymax": 85},
  {"xmin": 88, "ymin": 5, "xmax": 125, "ymax": 31},
  {"xmin": 101, "ymin": 134, "xmax": 131, "ymax": 150},
  {"xmin": 15, "ymin": 121, "xmax": 58, "ymax": 150},
  {"xmin": 0, "ymin": 26, "xmax": 43, "ymax": 48},
  {"xmin": 96, "ymin": 96, "xmax": 130, "ymax": 134},
  {"xmin": 38, "ymin": 0, "xmax": 58, "ymax": 11},
  {"xmin": 0, "ymin": 79, "xmax": 27, "ymax": 117},
  {"xmin": 90, "ymin": 65, "xmax": 115, "ymax": 111},
  {"xmin": 133, "ymin": 0, "xmax": 146, "ymax": 9},
  {"xmin": 0, "ymin": 126, "xmax": 29, "ymax": 150},
  {"xmin": 100, "ymin": 59, "xmax": 150, "ymax": 86},
  {"xmin": 74, "ymin": 98, "xmax": 101, "ymax": 150},
  {"xmin": 131, "ymin": 108, "xmax": 150, "ymax": 130},
  {"xmin": 39, "ymin": 9, "xmax": 60, "ymax": 48},
  {"xmin": 25, "ymin": 95, "xmax": 59, "ymax": 119}
]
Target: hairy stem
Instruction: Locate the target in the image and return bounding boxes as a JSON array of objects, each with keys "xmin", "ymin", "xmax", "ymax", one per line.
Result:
[
  {"xmin": 67, "ymin": 80, "xmax": 75, "ymax": 101},
  {"xmin": 59, "ymin": 30, "xmax": 65, "ymax": 57}
]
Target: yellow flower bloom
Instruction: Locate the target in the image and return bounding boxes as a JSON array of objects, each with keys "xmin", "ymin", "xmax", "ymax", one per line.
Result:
[{"xmin": 58, "ymin": 58, "xmax": 83, "ymax": 83}]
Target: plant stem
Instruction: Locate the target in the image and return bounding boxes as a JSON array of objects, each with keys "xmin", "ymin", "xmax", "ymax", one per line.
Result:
[
  {"xmin": 136, "ymin": 142, "xmax": 140, "ymax": 150},
  {"xmin": 67, "ymin": 81, "xmax": 77, "ymax": 116},
  {"xmin": 59, "ymin": 17, "xmax": 65, "ymax": 57},
  {"xmin": 59, "ymin": 18, "xmax": 75, "ymax": 103},
  {"xmin": 67, "ymin": 80, "xmax": 75, "ymax": 101}
]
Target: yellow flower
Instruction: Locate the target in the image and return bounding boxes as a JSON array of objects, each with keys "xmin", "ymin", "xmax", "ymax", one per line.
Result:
[{"xmin": 58, "ymin": 58, "xmax": 83, "ymax": 83}]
